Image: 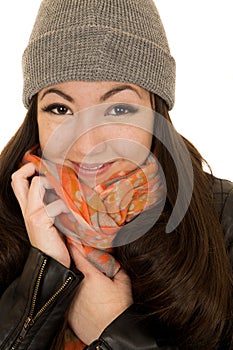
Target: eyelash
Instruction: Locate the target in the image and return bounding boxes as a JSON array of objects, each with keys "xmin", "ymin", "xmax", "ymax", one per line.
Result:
[
  {"xmin": 105, "ymin": 104, "xmax": 138, "ymax": 116},
  {"xmin": 41, "ymin": 104, "xmax": 73, "ymax": 115},
  {"xmin": 41, "ymin": 103, "xmax": 138, "ymax": 116}
]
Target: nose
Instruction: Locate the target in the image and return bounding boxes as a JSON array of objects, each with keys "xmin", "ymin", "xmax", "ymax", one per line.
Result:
[{"xmin": 71, "ymin": 127, "xmax": 107, "ymax": 161}]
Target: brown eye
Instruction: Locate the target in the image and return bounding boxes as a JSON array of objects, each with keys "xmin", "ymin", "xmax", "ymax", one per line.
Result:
[
  {"xmin": 54, "ymin": 105, "xmax": 70, "ymax": 114},
  {"xmin": 43, "ymin": 104, "xmax": 73, "ymax": 115}
]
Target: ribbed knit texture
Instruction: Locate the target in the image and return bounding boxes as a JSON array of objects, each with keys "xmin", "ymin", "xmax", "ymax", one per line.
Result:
[{"xmin": 22, "ymin": 0, "xmax": 176, "ymax": 109}]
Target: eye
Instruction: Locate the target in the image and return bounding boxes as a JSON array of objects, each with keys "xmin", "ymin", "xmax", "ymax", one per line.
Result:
[
  {"xmin": 105, "ymin": 104, "xmax": 138, "ymax": 117},
  {"xmin": 42, "ymin": 104, "xmax": 73, "ymax": 115}
]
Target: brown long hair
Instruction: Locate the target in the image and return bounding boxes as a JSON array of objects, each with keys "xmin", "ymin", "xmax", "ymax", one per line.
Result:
[
  {"xmin": 0, "ymin": 95, "xmax": 232, "ymax": 349},
  {"xmin": 0, "ymin": 96, "xmax": 38, "ymax": 295}
]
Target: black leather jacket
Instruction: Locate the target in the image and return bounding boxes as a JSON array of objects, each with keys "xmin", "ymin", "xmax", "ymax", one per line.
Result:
[{"xmin": 0, "ymin": 176, "xmax": 232, "ymax": 350}]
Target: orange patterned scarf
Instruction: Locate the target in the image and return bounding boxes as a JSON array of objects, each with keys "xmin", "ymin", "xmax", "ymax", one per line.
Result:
[{"xmin": 23, "ymin": 147, "xmax": 164, "ymax": 348}]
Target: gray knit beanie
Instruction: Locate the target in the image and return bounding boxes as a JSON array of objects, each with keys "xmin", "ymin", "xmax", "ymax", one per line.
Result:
[{"xmin": 22, "ymin": 0, "xmax": 176, "ymax": 110}]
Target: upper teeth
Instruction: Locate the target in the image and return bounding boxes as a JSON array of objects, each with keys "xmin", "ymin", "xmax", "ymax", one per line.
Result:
[{"xmin": 80, "ymin": 164, "xmax": 104, "ymax": 171}]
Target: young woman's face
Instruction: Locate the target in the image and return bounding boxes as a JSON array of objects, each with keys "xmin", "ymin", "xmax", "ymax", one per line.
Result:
[{"xmin": 37, "ymin": 81, "xmax": 154, "ymax": 186}]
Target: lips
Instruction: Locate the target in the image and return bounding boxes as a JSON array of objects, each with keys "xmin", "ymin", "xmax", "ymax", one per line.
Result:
[{"xmin": 72, "ymin": 161, "xmax": 114, "ymax": 178}]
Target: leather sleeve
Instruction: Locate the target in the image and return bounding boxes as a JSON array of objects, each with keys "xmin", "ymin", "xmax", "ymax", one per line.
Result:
[
  {"xmin": 0, "ymin": 247, "xmax": 84, "ymax": 350},
  {"xmin": 87, "ymin": 305, "xmax": 178, "ymax": 350}
]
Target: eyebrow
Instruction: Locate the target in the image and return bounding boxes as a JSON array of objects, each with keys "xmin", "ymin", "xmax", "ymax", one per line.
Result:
[
  {"xmin": 100, "ymin": 84, "xmax": 142, "ymax": 101},
  {"xmin": 40, "ymin": 88, "xmax": 75, "ymax": 103},
  {"xmin": 39, "ymin": 84, "xmax": 142, "ymax": 103}
]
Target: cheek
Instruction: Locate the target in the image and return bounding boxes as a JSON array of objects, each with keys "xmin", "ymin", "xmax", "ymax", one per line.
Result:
[
  {"xmin": 109, "ymin": 127, "xmax": 153, "ymax": 164},
  {"xmin": 38, "ymin": 118, "xmax": 52, "ymax": 150},
  {"xmin": 37, "ymin": 117, "xmax": 71, "ymax": 162}
]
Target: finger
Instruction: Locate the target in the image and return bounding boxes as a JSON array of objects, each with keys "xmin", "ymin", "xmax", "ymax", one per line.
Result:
[
  {"xmin": 11, "ymin": 162, "xmax": 37, "ymax": 213},
  {"xmin": 68, "ymin": 242, "xmax": 104, "ymax": 277},
  {"xmin": 113, "ymin": 268, "xmax": 131, "ymax": 284},
  {"xmin": 26, "ymin": 175, "xmax": 55, "ymax": 214},
  {"xmin": 45, "ymin": 198, "xmax": 70, "ymax": 218}
]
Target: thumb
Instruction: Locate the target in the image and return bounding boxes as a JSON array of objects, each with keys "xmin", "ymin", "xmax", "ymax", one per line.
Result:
[
  {"xmin": 68, "ymin": 239, "xmax": 103, "ymax": 276},
  {"xmin": 113, "ymin": 268, "xmax": 131, "ymax": 285},
  {"xmin": 68, "ymin": 239, "xmax": 121, "ymax": 278}
]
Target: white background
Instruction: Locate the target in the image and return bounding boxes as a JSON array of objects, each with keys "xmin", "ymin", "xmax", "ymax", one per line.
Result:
[{"xmin": 0, "ymin": 1, "xmax": 232, "ymax": 180}]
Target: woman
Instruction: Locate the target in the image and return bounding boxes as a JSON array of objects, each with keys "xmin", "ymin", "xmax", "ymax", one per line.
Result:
[{"xmin": 0, "ymin": 0, "xmax": 232, "ymax": 349}]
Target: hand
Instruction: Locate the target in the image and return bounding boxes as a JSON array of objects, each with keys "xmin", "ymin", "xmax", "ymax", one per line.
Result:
[
  {"xmin": 68, "ymin": 242, "xmax": 133, "ymax": 345},
  {"xmin": 11, "ymin": 162, "xmax": 71, "ymax": 267}
]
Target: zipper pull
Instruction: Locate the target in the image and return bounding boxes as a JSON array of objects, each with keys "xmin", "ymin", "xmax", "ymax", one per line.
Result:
[
  {"xmin": 11, "ymin": 317, "xmax": 34, "ymax": 349},
  {"xmin": 18, "ymin": 317, "xmax": 34, "ymax": 342},
  {"xmin": 24, "ymin": 317, "xmax": 34, "ymax": 329}
]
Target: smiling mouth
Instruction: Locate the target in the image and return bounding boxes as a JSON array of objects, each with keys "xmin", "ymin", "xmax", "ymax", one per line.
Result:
[
  {"xmin": 79, "ymin": 163, "xmax": 104, "ymax": 171},
  {"xmin": 72, "ymin": 161, "xmax": 114, "ymax": 177}
]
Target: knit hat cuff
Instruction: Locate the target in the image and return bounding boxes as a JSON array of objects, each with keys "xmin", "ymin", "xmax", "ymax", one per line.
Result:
[{"xmin": 23, "ymin": 25, "xmax": 176, "ymax": 109}]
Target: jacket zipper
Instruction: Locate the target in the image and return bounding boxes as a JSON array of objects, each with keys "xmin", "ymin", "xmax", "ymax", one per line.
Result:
[{"xmin": 11, "ymin": 258, "xmax": 72, "ymax": 350}]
